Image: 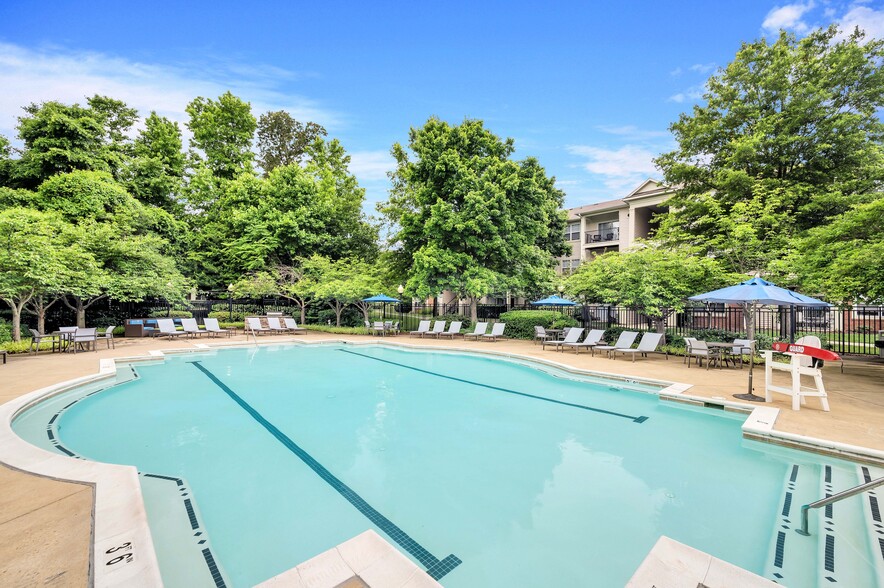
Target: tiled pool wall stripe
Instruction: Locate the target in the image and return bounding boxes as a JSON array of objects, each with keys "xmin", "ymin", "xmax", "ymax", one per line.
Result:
[
  {"xmin": 339, "ymin": 348, "xmax": 650, "ymax": 423},
  {"xmin": 188, "ymin": 360, "xmax": 462, "ymax": 580}
]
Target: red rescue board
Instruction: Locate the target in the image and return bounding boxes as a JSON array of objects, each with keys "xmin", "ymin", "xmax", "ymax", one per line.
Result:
[{"xmin": 772, "ymin": 342, "xmax": 841, "ymax": 361}]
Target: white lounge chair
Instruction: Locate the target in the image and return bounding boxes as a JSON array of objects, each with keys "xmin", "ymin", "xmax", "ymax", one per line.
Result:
[
  {"xmin": 409, "ymin": 320, "xmax": 431, "ymax": 337},
  {"xmin": 610, "ymin": 332, "xmax": 667, "ymax": 362},
  {"xmin": 561, "ymin": 329, "xmax": 605, "ymax": 354},
  {"xmin": 463, "ymin": 322, "xmax": 488, "ymax": 340},
  {"xmin": 283, "ymin": 318, "xmax": 307, "ymax": 334},
  {"xmin": 596, "ymin": 331, "xmax": 639, "ymax": 359},
  {"xmin": 533, "ymin": 326, "xmax": 551, "ymax": 345},
  {"xmin": 181, "ymin": 318, "xmax": 206, "ymax": 337},
  {"xmin": 542, "ymin": 327, "xmax": 584, "ymax": 351},
  {"xmin": 156, "ymin": 319, "xmax": 185, "ymax": 339},
  {"xmin": 424, "ymin": 320, "xmax": 447, "ymax": 338},
  {"xmin": 246, "ymin": 317, "xmax": 271, "ymax": 336},
  {"xmin": 267, "ymin": 317, "xmax": 292, "ymax": 333},
  {"xmin": 482, "ymin": 322, "xmax": 506, "ymax": 341},
  {"xmin": 203, "ymin": 318, "xmax": 233, "ymax": 337},
  {"xmin": 438, "ymin": 321, "xmax": 463, "ymax": 338}
]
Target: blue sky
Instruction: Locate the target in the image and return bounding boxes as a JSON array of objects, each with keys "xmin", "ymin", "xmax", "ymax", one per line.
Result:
[{"xmin": 1, "ymin": 1, "xmax": 883, "ymax": 212}]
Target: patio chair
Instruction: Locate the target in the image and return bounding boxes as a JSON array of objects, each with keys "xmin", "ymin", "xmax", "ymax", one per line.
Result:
[
  {"xmin": 684, "ymin": 337, "xmax": 716, "ymax": 369},
  {"xmin": 463, "ymin": 322, "xmax": 488, "ymax": 340},
  {"xmin": 730, "ymin": 338, "xmax": 754, "ymax": 369},
  {"xmin": 100, "ymin": 325, "xmax": 116, "ymax": 349},
  {"xmin": 596, "ymin": 331, "xmax": 640, "ymax": 359},
  {"xmin": 409, "ymin": 320, "xmax": 432, "ymax": 338},
  {"xmin": 438, "ymin": 321, "xmax": 463, "ymax": 338},
  {"xmin": 610, "ymin": 332, "xmax": 667, "ymax": 362},
  {"xmin": 28, "ymin": 328, "xmax": 55, "ymax": 354},
  {"xmin": 533, "ymin": 326, "xmax": 551, "ymax": 345},
  {"xmin": 283, "ymin": 318, "xmax": 307, "ymax": 335},
  {"xmin": 57, "ymin": 326, "xmax": 77, "ymax": 352},
  {"xmin": 561, "ymin": 329, "xmax": 605, "ymax": 355},
  {"xmin": 424, "ymin": 320, "xmax": 447, "ymax": 338},
  {"xmin": 73, "ymin": 328, "xmax": 98, "ymax": 352},
  {"xmin": 364, "ymin": 320, "xmax": 373, "ymax": 334},
  {"xmin": 181, "ymin": 318, "xmax": 207, "ymax": 337},
  {"xmin": 204, "ymin": 318, "xmax": 234, "ymax": 337},
  {"xmin": 482, "ymin": 322, "xmax": 506, "ymax": 342},
  {"xmin": 372, "ymin": 321, "xmax": 387, "ymax": 336},
  {"xmin": 245, "ymin": 317, "xmax": 271, "ymax": 336},
  {"xmin": 542, "ymin": 327, "xmax": 584, "ymax": 351},
  {"xmin": 267, "ymin": 317, "xmax": 292, "ymax": 333},
  {"xmin": 156, "ymin": 318, "xmax": 185, "ymax": 339}
]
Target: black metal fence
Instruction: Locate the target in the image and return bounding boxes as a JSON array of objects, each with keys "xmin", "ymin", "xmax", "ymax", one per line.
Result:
[{"xmin": 7, "ymin": 297, "xmax": 884, "ymax": 357}]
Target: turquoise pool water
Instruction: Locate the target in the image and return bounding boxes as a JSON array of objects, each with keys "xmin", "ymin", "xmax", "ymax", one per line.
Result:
[{"xmin": 12, "ymin": 344, "xmax": 880, "ymax": 587}]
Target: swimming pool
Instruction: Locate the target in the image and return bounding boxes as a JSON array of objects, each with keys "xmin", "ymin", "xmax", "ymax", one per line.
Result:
[{"xmin": 11, "ymin": 343, "xmax": 884, "ymax": 587}]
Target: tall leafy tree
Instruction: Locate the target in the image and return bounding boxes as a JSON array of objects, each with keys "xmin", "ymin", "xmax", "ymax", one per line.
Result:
[
  {"xmin": 565, "ymin": 243, "xmax": 735, "ymax": 336},
  {"xmin": 126, "ymin": 112, "xmax": 185, "ymax": 211},
  {"xmin": 380, "ymin": 118, "xmax": 568, "ymax": 320},
  {"xmin": 186, "ymin": 91, "xmax": 257, "ymax": 180},
  {"xmin": 86, "ymin": 95, "xmax": 137, "ymax": 178},
  {"xmin": 256, "ymin": 110, "xmax": 327, "ymax": 174},
  {"xmin": 776, "ymin": 196, "xmax": 884, "ymax": 303},
  {"xmin": 15, "ymin": 100, "xmax": 109, "ymax": 186},
  {"xmin": 310, "ymin": 256, "xmax": 383, "ymax": 325},
  {"xmin": 655, "ymin": 26, "xmax": 884, "ymax": 274}
]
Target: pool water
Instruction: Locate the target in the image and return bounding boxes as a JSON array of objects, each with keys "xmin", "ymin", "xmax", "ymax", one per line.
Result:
[{"xmin": 11, "ymin": 344, "xmax": 880, "ymax": 587}]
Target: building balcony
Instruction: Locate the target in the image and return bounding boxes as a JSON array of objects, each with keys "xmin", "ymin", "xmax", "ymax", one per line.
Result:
[{"xmin": 584, "ymin": 228, "xmax": 619, "ymax": 244}]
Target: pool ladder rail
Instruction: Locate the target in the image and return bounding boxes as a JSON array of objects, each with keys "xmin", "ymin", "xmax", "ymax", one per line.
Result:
[{"xmin": 797, "ymin": 475, "xmax": 884, "ymax": 536}]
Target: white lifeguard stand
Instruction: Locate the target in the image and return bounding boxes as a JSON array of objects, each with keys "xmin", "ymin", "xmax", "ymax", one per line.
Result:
[{"xmin": 763, "ymin": 340, "xmax": 830, "ymax": 412}]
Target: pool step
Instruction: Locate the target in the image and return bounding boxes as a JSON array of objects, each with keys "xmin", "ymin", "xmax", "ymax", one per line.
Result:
[{"xmin": 764, "ymin": 463, "xmax": 884, "ymax": 587}]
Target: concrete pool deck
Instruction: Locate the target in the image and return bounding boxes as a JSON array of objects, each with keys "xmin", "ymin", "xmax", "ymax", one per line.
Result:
[{"xmin": 2, "ymin": 331, "xmax": 883, "ymax": 586}]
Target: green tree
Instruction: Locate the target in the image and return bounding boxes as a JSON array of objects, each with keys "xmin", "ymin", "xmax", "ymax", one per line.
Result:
[
  {"xmin": 15, "ymin": 100, "xmax": 109, "ymax": 186},
  {"xmin": 380, "ymin": 118, "xmax": 568, "ymax": 321},
  {"xmin": 231, "ymin": 261, "xmax": 321, "ymax": 324},
  {"xmin": 256, "ymin": 111, "xmax": 327, "ymax": 174},
  {"xmin": 0, "ymin": 208, "xmax": 95, "ymax": 340},
  {"xmin": 0, "ymin": 134, "xmax": 14, "ymax": 186},
  {"xmin": 311, "ymin": 256, "xmax": 383, "ymax": 326},
  {"xmin": 565, "ymin": 243, "xmax": 735, "ymax": 337},
  {"xmin": 186, "ymin": 91, "xmax": 257, "ymax": 180},
  {"xmin": 655, "ymin": 26, "xmax": 884, "ymax": 274},
  {"xmin": 87, "ymin": 95, "xmax": 137, "ymax": 178},
  {"xmin": 777, "ymin": 196, "xmax": 884, "ymax": 303},
  {"xmin": 126, "ymin": 112, "xmax": 185, "ymax": 211}
]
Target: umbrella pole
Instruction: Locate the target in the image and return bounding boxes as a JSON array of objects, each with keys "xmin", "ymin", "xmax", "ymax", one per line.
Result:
[{"xmin": 733, "ymin": 314, "xmax": 766, "ymax": 402}]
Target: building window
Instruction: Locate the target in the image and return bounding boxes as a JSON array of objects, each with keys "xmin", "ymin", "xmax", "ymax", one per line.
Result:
[
  {"xmin": 565, "ymin": 222, "xmax": 580, "ymax": 241},
  {"xmin": 561, "ymin": 259, "xmax": 581, "ymax": 274}
]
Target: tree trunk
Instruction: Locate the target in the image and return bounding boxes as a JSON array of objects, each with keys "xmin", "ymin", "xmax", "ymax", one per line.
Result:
[
  {"xmin": 25, "ymin": 295, "xmax": 60, "ymax": 335},
  {"xmin": 299, "ymin": 301, "xmax": 306, "ymax": 324},
  {"xmin": 62, "ymin": 294, "xmax": 106, "ymax": 328},
  {"xmin": 327, "ymin": 301, "xmax": 344, "ymax": 326},
  {"xmin": 743, "ymin": 303, "xmax": 756, "ymax": 342},
  {"xmin": 3, "ymin": 293, "xmax": 33, "ymax": 342},
  {"xmin": 469, "ymin": 298, "xmax": 478, "ymax": 324}
]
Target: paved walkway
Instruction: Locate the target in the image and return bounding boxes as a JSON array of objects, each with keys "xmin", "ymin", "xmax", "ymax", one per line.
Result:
[{"xmin": 2, "ymin": 332, "xmax": 883, "ymax": 586}]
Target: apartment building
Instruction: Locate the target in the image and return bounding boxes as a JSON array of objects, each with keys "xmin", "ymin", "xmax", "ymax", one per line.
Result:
[{"xmin": 558, "ymin": 179, "xmax": 673, "ymax": 274}]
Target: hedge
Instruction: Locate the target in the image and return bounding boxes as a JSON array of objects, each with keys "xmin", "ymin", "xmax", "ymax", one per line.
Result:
[{"xmin": 497, "ymin": 310, "xmax": 578, "ymax": 340}]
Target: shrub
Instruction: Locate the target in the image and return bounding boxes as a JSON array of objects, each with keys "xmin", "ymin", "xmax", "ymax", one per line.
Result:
[
  {"xmin": 312, "ymin": 307, "xmax": 363, "ymax": 328},
  {"xmin": 498, "ymin": 310, "xmax": 578, "ymax": 340},
  {"xmin": 601, "ymin": 325, "xmax": 648, "ymax": 345},
  {"xmin": 434, "ymin": 314, "xmax": 472, "ymax": 331},
  {"xmin": 208, "ymin": 310, "xmax": 247, "ymax": 321},
  {"xmin": 148, "ymin": 309, "xmax": 192, "ymax": 319},
  {"xmin": 305, "ymin": 325, "xmax": 366, "ymax": 334},
  {"xmin": 0, "ymin": 318, "xmax": 11, "ymax": 344}
]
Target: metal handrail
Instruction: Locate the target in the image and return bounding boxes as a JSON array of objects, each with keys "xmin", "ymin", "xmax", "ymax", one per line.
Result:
[{"xmin": 796, "ymin": 476, "xmax": 884, "ymax": 536}]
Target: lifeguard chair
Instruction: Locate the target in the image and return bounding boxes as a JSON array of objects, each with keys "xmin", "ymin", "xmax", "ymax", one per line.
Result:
[{"xmin": 763, "ymin": 336, "xmax": 834, "ymax": 411}]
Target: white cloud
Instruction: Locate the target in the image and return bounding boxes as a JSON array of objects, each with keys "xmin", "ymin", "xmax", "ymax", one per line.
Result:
[
  {"xmin": 566, "ymin": 144, "xmax": 660, "ymax": 192},
  {"xmin": 595, "ymin": 125, "xmax": 669, "ymax": 140},
  {"xmin": 689, "ymin": 62, "xmax": 717, "ymax": 74},
  {"xmin": 0, "ymin": 42, "xmax": 343, "ymax": 142},
  {"xmin": 838, "ymin": 6, "xmax": 884, "ymax": 39},
  {"xmin": 347, "ymin": 150, "xmax": 395, "ymax": 181},
  {"xmin": 762, "ymin": 2, "xmax": 815, "ymax": 33},
  {"xmin": 670, "ymin": 67, "xmax": 683, "ymax": 77},
  {"xmin": 668, "ymin": 83, "xmax": 705, "ymax": 103}
]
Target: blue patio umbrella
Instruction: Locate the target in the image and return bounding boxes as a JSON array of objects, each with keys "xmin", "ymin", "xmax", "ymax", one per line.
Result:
[
  {"xmin": 362, "ymin": 294, "xmax": 401, "ymax": 303},
  {"xmin": 689, "ymin": 277, "xmax": 829, "ymax": 401},
  {"xmin": 531, "ymin": 295, "xmax": 577, "ymax": 306},
  {"xmin": 362, "ymin": 294, "xmax": 401, "ymax": 321}
]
